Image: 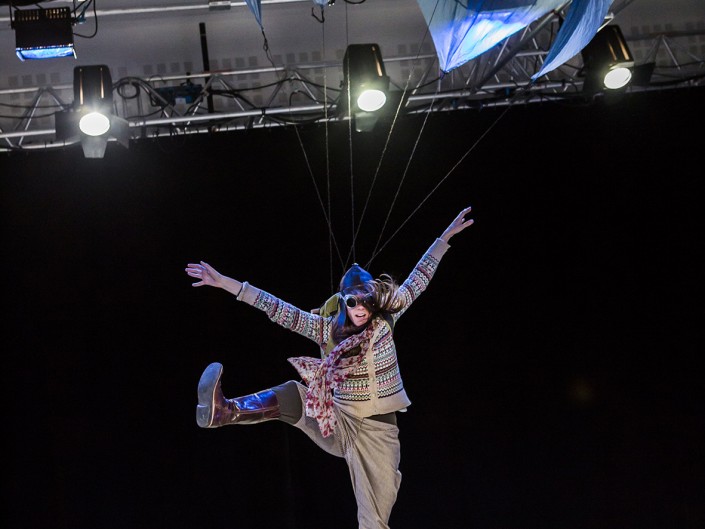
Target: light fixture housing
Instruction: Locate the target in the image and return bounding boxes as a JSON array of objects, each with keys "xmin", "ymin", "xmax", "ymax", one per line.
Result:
[
  {"xmin": 341, "ymin": 43, "xmax": 390, "ymax": 131},
  {"xmin": 54, "ymin": 65, "xmax": 130, "ymax": 158},
  {"xmin": 581, "ymin": 25, "xmax": 634, "ymax": 93},
  {"xmin": 12, "ymin": 6, "xmax": 76, "ymax": 61},
  {"xmin": 74, "ymin": 65, "xmax": 114, "ymax": 135}
]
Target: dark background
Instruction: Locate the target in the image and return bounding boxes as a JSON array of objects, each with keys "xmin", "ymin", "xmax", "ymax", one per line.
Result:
[{"xmin": 2, "ymin": 87, "xmax": 703, "ymax": 529}]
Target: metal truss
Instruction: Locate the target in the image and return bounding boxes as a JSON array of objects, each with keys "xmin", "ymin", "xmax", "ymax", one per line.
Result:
[{"xmin": 1, "ymin": 2, "xmax": 704, "ymax": 153}]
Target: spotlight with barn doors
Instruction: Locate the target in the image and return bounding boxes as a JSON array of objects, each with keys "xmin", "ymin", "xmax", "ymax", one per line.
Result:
[
  {"xmin": 11, "ymin": 5, "xmax": 76, "ymax": 61},
  {"xmin": 54, "ymin": 65, "xmax": 130, "ymax": 159},
  {"xmin": 341, "ymin": 43, "xmax": 390, "ymax": 131},
  {"xmin": 581, "ymin": 25, "xmax": 635, "ymax": 92}
]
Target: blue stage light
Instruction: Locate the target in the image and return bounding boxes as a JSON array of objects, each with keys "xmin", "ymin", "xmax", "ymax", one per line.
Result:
[{"xmin": 12, "ymin": 7, "xmax": 76, "ymax": 62}]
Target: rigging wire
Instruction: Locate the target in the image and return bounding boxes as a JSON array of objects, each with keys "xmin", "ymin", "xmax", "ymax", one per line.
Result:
[
  {"xmin": 345, "ymin": 0, "xmax": 441, "ymax": 269},
  {"xmin": 364, "ymin": 89, "xmax": 524, "ymax": 268},
  {"xmin": 344, "ymin": 0, "xmax": 355, "ymax": 267},
  {"xmin": 305, "ymin": 0, "xmax": 463, "ymax": 279},
  {"xmin": 343, "ymin": 66, "xmax": 442, "ymax": 269},
  {"xmin": 288, "ymin": 3, "xmax": 347, "ymax": 292},
  {"xmin": 321, "ymin": 7, "xmax": 335, "ymax": 294},
  {"xmin": 237, "ymin": 2, "xmax": 348, "ymax": 289},
  {"xmin": 362, "ymin": 2, "xmax": 535, "ymax": 267},
  {"xmin": 292, "ymin": 123, "xmax": 345, "ymax": 271},
  {"xmin": 289, "ymin": 3, "xmax": 351, "ymax": 282},
  {"xmin": 287, "ymin": 0, "xmax": 520, "ymax": 282}
]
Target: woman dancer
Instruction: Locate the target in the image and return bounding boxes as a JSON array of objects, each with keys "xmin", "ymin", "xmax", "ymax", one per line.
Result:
[{"xmin": 185, "ymin": 205, "xmax": 474, "ymax": 529}]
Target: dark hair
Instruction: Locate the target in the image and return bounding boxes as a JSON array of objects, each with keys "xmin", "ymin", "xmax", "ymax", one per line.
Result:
[{"xmin": 331, "ymin": 273, "xmax": 402, "ymax": 344}]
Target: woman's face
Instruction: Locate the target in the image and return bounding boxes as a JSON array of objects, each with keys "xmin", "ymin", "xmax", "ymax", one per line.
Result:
[
  {"xmin": 346, "ymin": 300, "xmax": 371, "ymax": 327},
  {"xmin": 345, "ymin": 303, "xmax": 371, "ymax": 327}
]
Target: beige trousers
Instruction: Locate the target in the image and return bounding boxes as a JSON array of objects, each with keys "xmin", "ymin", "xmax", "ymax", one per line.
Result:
[{"xmin": 292, "ymin": 382, "xmax": 402, "ymax": 529}]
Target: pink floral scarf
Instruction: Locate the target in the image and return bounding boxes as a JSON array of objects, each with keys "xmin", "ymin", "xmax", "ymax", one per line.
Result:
[{"xmin": 288, "ymin": 319, "xmax": 382, "ymax": 437}]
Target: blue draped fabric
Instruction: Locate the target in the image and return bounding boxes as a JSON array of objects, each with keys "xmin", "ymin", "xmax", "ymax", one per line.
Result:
[
  {"xmin": 417, "ymin": 0, "xmax": 567, "ymax": 73},
  {"xmin": 245, "ymin": 0, "xmax": 262, "ymax": 27},
  {"xmin": 531, "ymin": 0, "xmax": 613, "ymax": 79},
  {"xmin": 417, "ymin": 0, "xmax": 613, "ymax": 77}
]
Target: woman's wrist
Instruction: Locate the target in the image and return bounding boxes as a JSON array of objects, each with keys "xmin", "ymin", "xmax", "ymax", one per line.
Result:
[{"xmin": 220, "ymin": 276, "xmax": 243, "ymax": 297}]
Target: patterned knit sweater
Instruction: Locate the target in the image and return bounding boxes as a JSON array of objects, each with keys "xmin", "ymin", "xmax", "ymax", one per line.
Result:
[{"xmin": 237, "ymin": 238, "xmax": 451, "ymax": 418}]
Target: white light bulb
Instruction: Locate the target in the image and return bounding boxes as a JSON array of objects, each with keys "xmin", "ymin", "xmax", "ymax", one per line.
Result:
[
  {"xmin": 357, "ymin": 89, "xmax": 386, "ymax": 112},
  {"xmin": 604, "ymin": 67, "xmax": 632, "ymax": 90},
  {"xmin": 79, "ymin": 112, "xmax": 111, "ymax": 136}
]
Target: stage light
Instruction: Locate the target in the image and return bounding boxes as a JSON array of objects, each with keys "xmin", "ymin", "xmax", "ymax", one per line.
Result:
[
  {"xmin": 357, "ymin": 88, "xmax": 386, "ymax": 112},
  {"xmin": 340, "ymin": 44, "xmax": 390, "ymax": 131},
  {"xmin": 11, "ymin": 6, "xmax": 76, "ymax": 61},
  {"xmin": 54, "ymin": 65, "xmax": 130, "ymax": 158},
  {"xmin": 79, "ymin": 112, "xmax": 111, "ymax": 136},
  {"xmin": 581, "ymin": 25, "xmax": 634, "ymax": 92}
]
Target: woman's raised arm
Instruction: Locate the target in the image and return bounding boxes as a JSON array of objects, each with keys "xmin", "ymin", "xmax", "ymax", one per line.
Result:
[
  {"xmin": 440, "ymin": 205, "xmax": 474, "ymax": 243},
  {"xmin": 185, "ymin": 261, "xmax": 244, "ymax": 298}
]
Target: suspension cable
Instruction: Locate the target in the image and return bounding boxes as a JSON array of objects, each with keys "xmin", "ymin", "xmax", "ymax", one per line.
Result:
[
  {"xmin": 344, "ymin": 6, "xmax": 440, "ymax": 269},
  {"xmin": 321, "ymin": 12, "xmax": 335, "ymax": 295},
  {"xmin": 344, "ymin": 1, "xmax": 356, "ymax": 267},
  {"xmin": 365, "ymin": 89, "xmax": 525, "ymax": 268},
  {"xmin": 287, "ymin": 4, "xmax": 346, "ymax": 283}
]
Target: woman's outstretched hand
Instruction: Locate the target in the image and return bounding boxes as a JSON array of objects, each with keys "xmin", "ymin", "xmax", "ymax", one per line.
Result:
[
  {"xmin": 440, "ymin": 206, "xmax": 474, "ymax": 243},
  {"xmin": 186, "ymin": 261, "xmax": 244, "ymax": 297},
  {"xmin": 185, "ymin": 261, "xmax": 224, "ymax": 288}
]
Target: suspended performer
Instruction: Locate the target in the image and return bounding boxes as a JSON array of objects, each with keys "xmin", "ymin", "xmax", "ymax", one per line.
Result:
[{"xmin": 185, "ymin": 205, "xmax": 474, "ymax": 529}]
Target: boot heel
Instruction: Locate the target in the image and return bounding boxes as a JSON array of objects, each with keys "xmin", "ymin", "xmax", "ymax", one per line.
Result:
[{"xmin": 196, "ymin": 362, "xmax": 223, "ymax": 428}]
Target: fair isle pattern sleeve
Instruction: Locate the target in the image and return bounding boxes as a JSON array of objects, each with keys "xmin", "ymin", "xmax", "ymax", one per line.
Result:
[
  {"xmin": 392, "ymin": 251, "xmax": 442, "ymax": 322},
  {"xmin": 252, "ymin": 290, "xmax": 329, "ymax": 347}
]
